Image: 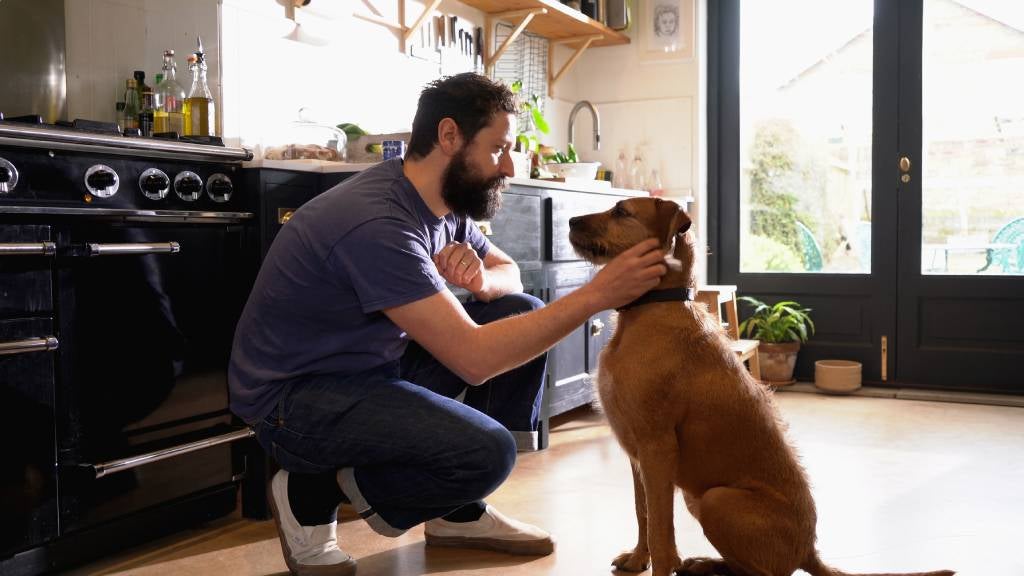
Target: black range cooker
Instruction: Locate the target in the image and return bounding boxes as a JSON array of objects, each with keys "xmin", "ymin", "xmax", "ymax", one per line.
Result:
[{"xmin": 0, "ymin": 116, "xmax": 256, "ymax": 575}]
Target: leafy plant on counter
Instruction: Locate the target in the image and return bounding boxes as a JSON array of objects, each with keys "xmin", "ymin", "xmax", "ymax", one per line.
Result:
[
  {"xmin": 542, "ymin": 142, "xmax": 579, "ymax": 164},
  {"xmin": 510, "ymin": 80, "xmax": 549, "ymax": 154},
  {"xmin": 737, "ymin": 297, "xmax": 815, "ymax": 344}
]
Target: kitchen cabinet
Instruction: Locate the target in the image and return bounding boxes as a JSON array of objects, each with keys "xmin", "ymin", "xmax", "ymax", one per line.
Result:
[{"xmin": 490, "ymin": 181, "xmax": 643, "ymax": 448}]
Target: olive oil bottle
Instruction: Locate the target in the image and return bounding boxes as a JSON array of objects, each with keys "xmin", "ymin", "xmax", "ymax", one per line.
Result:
[
  {"xmin": 183, "ymin": 35, "xmax": 216, "ymax": 137},
  {"xmin": 153, "ymin": 49, "xmax": 185, "ymax": 134}
]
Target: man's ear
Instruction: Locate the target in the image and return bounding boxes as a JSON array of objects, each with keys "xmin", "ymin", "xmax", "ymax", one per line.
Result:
[
  {"xmin": 437, "ymin": 117, "xmax": 464, "ymax": 156},
  {"xmin": 656, "ymin": 199, "xmax": 692, "ymax": 246}
]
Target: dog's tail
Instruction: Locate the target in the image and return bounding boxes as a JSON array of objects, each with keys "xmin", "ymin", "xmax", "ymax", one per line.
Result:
[{"xmin": 802, "ymin": 551, "xmax": 955, "ymax": 576}]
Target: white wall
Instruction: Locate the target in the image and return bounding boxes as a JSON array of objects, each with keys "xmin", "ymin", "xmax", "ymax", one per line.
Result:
[
  {"xmin": 220, "ymin": 0, "xmax": 487, "ymax": 148},
  {"xmin": 65, "ymin": 0, "xmax": 219, "ymax": 126}
]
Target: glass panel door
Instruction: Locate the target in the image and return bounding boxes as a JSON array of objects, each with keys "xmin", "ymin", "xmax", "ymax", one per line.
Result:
[
  {"xmin": 739, "ymin": 0, "xmax": 875, "ymax": 274},
  {"xmin": 920, "ymin": 0, "xmax": 1024, "ymax": 276}
]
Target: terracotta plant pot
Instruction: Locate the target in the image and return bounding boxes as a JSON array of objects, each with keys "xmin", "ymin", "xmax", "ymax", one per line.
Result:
[{"xmin": 757, "ymin": 341, "xmax": 801, "ymax": 385}]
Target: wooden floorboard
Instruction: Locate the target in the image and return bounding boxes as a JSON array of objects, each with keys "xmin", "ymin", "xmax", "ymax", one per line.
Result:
[{"xmin": 65, "ymin": 392, "xmax": 1024, "ymax": 575}]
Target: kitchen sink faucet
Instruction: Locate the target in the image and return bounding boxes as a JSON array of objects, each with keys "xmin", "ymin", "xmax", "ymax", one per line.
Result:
[{"xmin": 568, "ymin": 100, "xmax": 601, "ymax": 151}]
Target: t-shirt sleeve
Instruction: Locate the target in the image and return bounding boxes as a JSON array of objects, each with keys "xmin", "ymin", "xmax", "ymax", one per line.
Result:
[{"xmin": 329, "ymin": 218, "xmax": 446, "ymax": 313}]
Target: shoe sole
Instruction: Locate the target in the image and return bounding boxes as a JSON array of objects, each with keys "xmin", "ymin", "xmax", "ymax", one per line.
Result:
[
  {"xmin": 424, "ymin": 534, "xmax": 555, "ymax": 556},
  {"xmin": 268, "ymin": 478, "xmax": 358, "ymax": 576}
]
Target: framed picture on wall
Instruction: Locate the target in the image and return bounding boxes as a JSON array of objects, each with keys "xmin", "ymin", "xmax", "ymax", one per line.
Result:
[{"xmin": 640, "ymin": 0, "xmax": 695, "ymax": 62}]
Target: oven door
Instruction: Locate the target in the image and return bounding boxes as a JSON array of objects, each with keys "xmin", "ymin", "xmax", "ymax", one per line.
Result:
[{"xmin": 52, "ymin": 220, "xmax": 253, "ymax": 532}]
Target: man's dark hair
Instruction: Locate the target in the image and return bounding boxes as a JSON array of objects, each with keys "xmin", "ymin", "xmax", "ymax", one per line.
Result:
[{"xmin": 406, "ymin": 73, "xmax": 518, "ymax": 159}]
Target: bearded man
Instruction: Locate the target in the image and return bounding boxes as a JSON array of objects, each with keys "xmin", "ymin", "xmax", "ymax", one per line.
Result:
[{"xmin": 228, "ymin": 73, "xmax": 668, "ymax": 576}]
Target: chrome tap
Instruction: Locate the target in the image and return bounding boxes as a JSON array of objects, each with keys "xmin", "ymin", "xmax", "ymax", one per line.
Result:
[{"xmin": 567, "ymin": 100, "xmax": 601, "ymax": 151}]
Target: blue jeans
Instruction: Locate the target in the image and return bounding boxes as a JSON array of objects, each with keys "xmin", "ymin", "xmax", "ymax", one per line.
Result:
[{"xmin": 253, "ymin": 293, "xmax": 547, "ymax": 535}]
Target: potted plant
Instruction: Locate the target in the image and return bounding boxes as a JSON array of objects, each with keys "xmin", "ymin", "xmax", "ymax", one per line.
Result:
[
  {"xmin": 737, "ymin": 296, "xmax": 815, "ymax": 385},
  {"xmin": 509, "ymin": 80, "xmax": 549, "ymax": 178}
]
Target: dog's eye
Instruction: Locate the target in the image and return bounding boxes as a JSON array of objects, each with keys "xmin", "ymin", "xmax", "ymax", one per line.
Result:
[{"xmin": 611, "ymin": 205, "xmax": 629, "ymax": 217}]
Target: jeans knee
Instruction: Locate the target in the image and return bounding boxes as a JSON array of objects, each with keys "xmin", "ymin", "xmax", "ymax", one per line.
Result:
[
  {"xmin": 463, "ymin": 423, "xmax": 517, "ymax": 498},
  {"xmin": 496, "ymin": 292, "xmax": 545, "ymax": 315}
]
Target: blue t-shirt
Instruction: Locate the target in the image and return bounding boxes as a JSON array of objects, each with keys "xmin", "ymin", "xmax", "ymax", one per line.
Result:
[{"xmin": 228, "ymin": 158, "xmax": 490, "ymax": 424}]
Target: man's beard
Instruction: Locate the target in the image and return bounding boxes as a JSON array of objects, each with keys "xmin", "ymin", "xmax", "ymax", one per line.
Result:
[{"xmin": 442, "ymin": 149, "xmax": 504, "ymax": 220}]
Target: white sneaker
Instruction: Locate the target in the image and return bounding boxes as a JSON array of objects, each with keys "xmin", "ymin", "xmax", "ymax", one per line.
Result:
[
  {"xmin": 424, "ymin": 504, "xmax": 555, "ymax": 556},
  {"xmin": 269, "ymin": 470, "xmax": 357, "ymax": 576}
]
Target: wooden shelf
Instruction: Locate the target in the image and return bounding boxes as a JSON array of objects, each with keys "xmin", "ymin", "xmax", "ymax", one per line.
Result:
[
  {"xmin": 354, "ymin": 0, "xmax": 628, "ymax": 96},
  {"xmin": 461, "ymin": 0, "xmax": 630, "ymax": 47}
]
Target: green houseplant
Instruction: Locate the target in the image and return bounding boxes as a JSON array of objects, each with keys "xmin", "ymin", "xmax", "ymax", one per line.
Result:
[
  {"xmin": 509, "ymin": 80, "xmax": 549, "ymax": 178},
  {"xmin": 738, "ymin": 296, "xmax": 815, "ymax": 385}
]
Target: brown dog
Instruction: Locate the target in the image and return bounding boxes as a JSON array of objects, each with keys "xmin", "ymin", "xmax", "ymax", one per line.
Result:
[{"xmin": 568, "ymin": 197, "xmax": 954, "ymax": 576}]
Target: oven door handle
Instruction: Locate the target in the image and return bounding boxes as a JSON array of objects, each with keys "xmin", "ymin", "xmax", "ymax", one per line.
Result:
[
  {"xmin": 88, "ymin": 427, "xmax": 255, "ymax": 478},
  {"xmin": 85, "ymin": 241, "xmax": 181, "ymax": 256},
  {"xmin": 0, "ymin": 241, "xmax": 57, "ymax": 256},
  {"xmin": 0, "ymin": 336, "xmax": 59, "ymax": 356}
]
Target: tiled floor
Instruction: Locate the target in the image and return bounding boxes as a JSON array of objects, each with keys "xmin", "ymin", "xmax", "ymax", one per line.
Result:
[{"xmin": 66, "ymin": 391, "xmax": 1024, "ymax": 575}]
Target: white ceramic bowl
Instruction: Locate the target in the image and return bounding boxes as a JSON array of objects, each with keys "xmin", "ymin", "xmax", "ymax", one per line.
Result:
[
  {"xmin": 541, "ymin": 161, "xmax": 601, "ymax": 180},
  {"xmin": 814, "ymin": 359, "xmax": 862, "ymax": 393}
]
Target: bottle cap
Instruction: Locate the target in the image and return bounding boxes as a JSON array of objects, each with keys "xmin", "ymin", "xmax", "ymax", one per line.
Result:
[
  {"xmin": 127, "ymin": 78, "xmax": 137, "ymax": 88},
  {"xmin": 134, "ymin": 70, "xmax": 145, "ymax": 82}
]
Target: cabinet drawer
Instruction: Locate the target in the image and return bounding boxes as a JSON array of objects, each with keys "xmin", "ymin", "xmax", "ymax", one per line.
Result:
[
  {"xmin": 0, "ymin": 224, "xmax": 53, "ymax": 315},
  {"xmin": 488, "ymin": 192, "xmax": 542, "ymax": 264},
  {"xmin": 546, "ymin": 192, "xmax": 625, "ymax": 261}
]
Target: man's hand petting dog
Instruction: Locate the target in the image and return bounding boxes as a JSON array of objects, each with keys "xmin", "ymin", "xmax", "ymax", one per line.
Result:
[
  {"xmin": 582, "ymin": 238, "xmax": 667, "ymax": 311},
  {"xmin": 434, "ymin": 242, "xmax": 486, "ymax": 293}
]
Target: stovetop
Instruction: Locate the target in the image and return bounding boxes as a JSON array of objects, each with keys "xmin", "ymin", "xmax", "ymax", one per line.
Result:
[
  {"xmin": 0, "ymin": 112, "xmax": 253, "ymax": 219},
  {"xmin": 0, "ymin": 113, "xmax": 226, "ymax": 147}
]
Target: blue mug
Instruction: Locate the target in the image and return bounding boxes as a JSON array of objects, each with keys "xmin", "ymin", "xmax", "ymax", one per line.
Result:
[{"xmin": 382, "ymin": 140, "xmax": 406, "ymax": 160}]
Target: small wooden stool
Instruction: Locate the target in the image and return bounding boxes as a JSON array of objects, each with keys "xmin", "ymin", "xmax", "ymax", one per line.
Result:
[{"xmin": 696, "ymin": 285, "xmax": 761, "ymax": 381}]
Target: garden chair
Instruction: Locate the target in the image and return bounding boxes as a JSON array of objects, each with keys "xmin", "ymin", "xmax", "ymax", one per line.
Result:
[
  {"xmin": 977, "ymin": 217, "xmax": 1024, "ymax": 274},
  {"xmin": 796, "ymin": 221, "xmax": 823, "ymax": 272}
]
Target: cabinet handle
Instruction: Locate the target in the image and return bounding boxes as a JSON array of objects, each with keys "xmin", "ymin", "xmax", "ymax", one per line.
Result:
[
  {"xmin": 278, "ymin": 208, "xmax": 296, "ymax": 224},
  {"xmin": 590, "ymin": 318, "xmax": 605, "ymax": 337},
  {"xmin": 0, "ymin": 242, "xmax": 56, "ymax": 256},
  {"xmin": 86, "ymin": 242, "xmax": 180, "ymax": 256},
  {"xmin": 0, "ymin": 336, "xmax": 59, "ymax": 356}
]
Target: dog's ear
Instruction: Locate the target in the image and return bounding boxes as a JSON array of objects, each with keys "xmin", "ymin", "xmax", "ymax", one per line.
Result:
[{"xmin": 655, "ymin": 199, "xmax": 692, "ymax": 246}]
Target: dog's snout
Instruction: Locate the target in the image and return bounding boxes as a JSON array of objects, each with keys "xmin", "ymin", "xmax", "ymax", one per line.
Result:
[{"xmin": 569, "ymin": 215, "xmax": 583, "ymax": 228}]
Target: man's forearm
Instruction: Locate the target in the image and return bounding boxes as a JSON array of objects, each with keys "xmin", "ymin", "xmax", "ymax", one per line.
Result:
[
  {"xmin": 472, "ymin": 263, "xmax": 524, "ymax": 302},
  {"xmin": 463, "ymin": 286, "xmax": 599, "ymax": 384}
]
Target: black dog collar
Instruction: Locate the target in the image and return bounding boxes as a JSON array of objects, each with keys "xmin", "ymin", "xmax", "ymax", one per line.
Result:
[{"xmin": 616, "ymin": 287, "xmax": 696, "ymax": 312}]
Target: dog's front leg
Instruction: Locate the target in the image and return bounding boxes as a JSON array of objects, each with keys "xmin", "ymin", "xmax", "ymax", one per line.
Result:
[
  {"xmin": 637, "ymin": 445, "xmax": 683, "ymax": 576},
  {"xmin": 611, "ymin": 460, "xmax": 651, "ymax": 572}
]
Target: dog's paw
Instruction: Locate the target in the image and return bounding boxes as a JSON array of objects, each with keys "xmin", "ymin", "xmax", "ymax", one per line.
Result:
[
  {"xmin": 675, "ymin": 556, "xmax": 734, "ymax": 576},
  {"xmin": 611, "ymin": 549, "xmax": 650, "ymax": 572}
]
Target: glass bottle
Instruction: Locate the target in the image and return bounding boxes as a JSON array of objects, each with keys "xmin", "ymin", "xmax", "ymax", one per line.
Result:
[
  {"xmin": 649, "ymin": 168, "xmax": 665, "ymax": 196},
  {"xmin": 630, "ymin": 151, "xmax": 647, "ymax": 191},
  {"xmin": 183, "ymin": 35, "xmax": 216, "ymax": 137},
  {"xmin": 612, "ymin": 150, "xmax": 628, "ymax": 188},
  {"xmin": 139, "ymin": 88, "xmax": 155, "ymax": 136},
  {"xmin": 154, "ymin": 49, "xmax": 186, "ymax": 134},
  {"xmin": 122, "ymin": 78, "xmax": 140, "ymax": 131}
]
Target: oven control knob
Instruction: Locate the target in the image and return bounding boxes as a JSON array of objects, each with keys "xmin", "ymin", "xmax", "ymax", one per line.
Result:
[
  {"xmin": 174, "ymin": 171, "xmax": 203, "ymax": 202},
  {"xmin": 139, "ymin": 168, "xmax": 170, "ymax": 200},
  {"xmin": 206, "ymin": 173, "xmax": 233, "ymax": 203},
  {"xmin": 0, "ymin": 158, "xmax": 18, "ymax": 194},
  {"xmin": 85, "ymin": 164, "xmax": 119, "ymax": 198}
]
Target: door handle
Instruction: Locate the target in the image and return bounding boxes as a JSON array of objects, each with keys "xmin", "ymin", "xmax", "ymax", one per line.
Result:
[{"xmin": 899, "ymin": 156, "xmax": 912, "ymax": 183}]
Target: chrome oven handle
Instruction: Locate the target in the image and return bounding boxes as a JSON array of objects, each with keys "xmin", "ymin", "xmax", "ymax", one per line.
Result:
[
  {"xmin": 0, "ymin": 336, "xmax": 59, "ymax": 356},
  {"xmin": 86, "ymin": 241, "xmax": 181, "ymax": 256},
  {"xmin": 0, "ymin": 241, "xmax": 56, "ymax": 256},
  {"xmin": 89, "ymin": 427, "xmax": 255, "ymax": 478}
]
